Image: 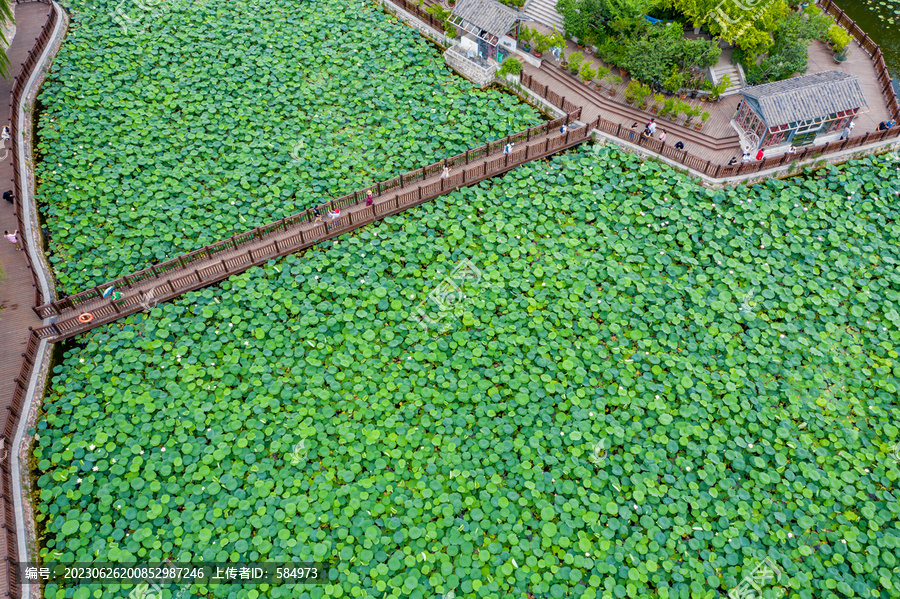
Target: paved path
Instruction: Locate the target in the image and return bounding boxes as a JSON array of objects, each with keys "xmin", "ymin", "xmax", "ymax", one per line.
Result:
[{"xmin": 0, "ymin": 2, "xmax": 50, "ymax": 417}]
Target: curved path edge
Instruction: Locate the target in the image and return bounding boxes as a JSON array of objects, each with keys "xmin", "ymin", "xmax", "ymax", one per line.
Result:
[{"xmin": 9, "ymin": 3, "xmax": 67, "ymax": 599}]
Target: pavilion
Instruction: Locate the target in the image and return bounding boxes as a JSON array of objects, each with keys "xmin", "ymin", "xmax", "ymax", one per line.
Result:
[
  {"xmin": 448, "ymin": 0, "xmax": 522, "ymax": 63},
  {"xmin": 732, "ymin": 71, "xmax": 869, "ymax": 152}
]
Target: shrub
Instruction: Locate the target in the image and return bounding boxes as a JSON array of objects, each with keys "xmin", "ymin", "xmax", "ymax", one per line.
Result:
[
  {"xmin": 624, "ymin": 80, "xmax": 642, "ymax": 104},
  {"xmin": 660, "ymin": 97, "xmax": 676, "ymax": 117},
  {"xmin": 663, "ymin": 68, "xmax": 685, "ymax": 93},
  {"xmin": 594, "ymin": 64, "xmax": 610, "ymax": 82},
  {"xmin": 828, "ymin": 24, "xmax": 852, "ymax": 53},
  {"xmin": 497, "ymin": 57, "xmax": 523, "ymax": 78},
  {"xmin": 579, "ymin": 62, "xmax": 597, "ymax": 83},
  {"xmin": 425, "ymin": 5, "xmax": 454, "ymax": 35},
  {"xmin": 567, "ymin": 51, "xmax": 584, "ymax": 73}
]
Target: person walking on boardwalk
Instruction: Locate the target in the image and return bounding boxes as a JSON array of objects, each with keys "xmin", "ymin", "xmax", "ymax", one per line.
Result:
[
  {"xmin": 674, "ymin": 141, "xmax": 684, "ymax": 150},
  {"xmin": 440, "ymin": 166, "xmax": 450, "ymax": 180},
  {"xmin": 727, "ymin": 156, "xmax": 738, "ymax": 166},
  {"xmin": 629, "ymin": 122, "xmax": 638, "ymax": 141},
  {"xmin": 840, "ymin": 125, "xmax": 851, "ymax": 140},
  {"xmin": 560, "ymin": 124, "xmax": 567, "ymax": 134},
  {"xmin": 503, "ymin": 142, "xmax": 513, "ymax": 155},
  {"xmin": 366, "ymin": 190, "xmax": 374, "ymax": 206},
  {"xmin": 658, "ymin": 130, "xmax": 666, "ymax": 143},
  {"xmin": 328, "ymin": 207, "xmax": 341, "ymax": 224},
  {"xmin": 647, "ymin": 119, "xmax": 657, "ymax": 135},
  {"xmin": 755, "ymin": 148, "xmax": 764, "ymax": 161},
  {"xmin": 3, "ymin": 229, "xmax": 19, "ymax": 250}
]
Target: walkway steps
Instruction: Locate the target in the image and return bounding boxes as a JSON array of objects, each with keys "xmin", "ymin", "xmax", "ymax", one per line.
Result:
[
  {"xmin": 523, "ymin": 0, "xmax": 564, "ymax": 32},
  {"xmin": 33, "ymin": 118, "xmax": 592, "ymax": 341},
  {"xmin": 711, "ymin": 64, "xmax": 744, "ymax": 97}
]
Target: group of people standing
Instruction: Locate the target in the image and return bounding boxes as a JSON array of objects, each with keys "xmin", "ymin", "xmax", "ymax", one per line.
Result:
[{"xmin": 631, "ymin": 119, "xmax": 685, "ymax": 150}]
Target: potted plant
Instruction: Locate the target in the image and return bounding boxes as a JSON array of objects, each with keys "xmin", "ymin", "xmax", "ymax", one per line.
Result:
[
  {"xmin": 828, "ymin": 25, "xmax": 852, "ymax": 62},
  {"xmin": 546, "ymin": 30, "xmax": 565, "ymax": 57},
  {"xmin": 567, "ymin": 51, "xmax": 583, "ymax": 75},
  {"xmin": 637, "ymin": 83, "xmax": 652, "ymax": 110},
  {"xmin": 533, "ymin": 32, "xmax": 551, "ymax": 57},
  {"xmin": 650, "ymin": 93, "xmax": 664, "ymax": 114},
  {"xmin": 827, "ymin": 24, "xmax": 853, "ymax": 63},
  {"xmin": 709, "ymin": 74, "xmax": 731, "ymax": 101},
  {"xmin": 593, "ymin": 65, "xmax": 610, "ymax": 91},
  {"xmin": 663, "ymin": 69, "xmax": 684, "ymax": 96},
  {"xmin": 624, "ymin": 80, "xmax": 642, "ymax": 105},
  {"xmin": 605, "ymin": 73, "xmax": 622, "ymax": 97},
  {"xmin": 519, "ymin": 27, "xmax": 533, "ymax": 52},
  {"xmin": 683, "ymin": 105, "xmax": 701, "ymax": 126},
  {"xmin": 579, "ymin": 62, "xmax": 596, "ymax": 85},
  {"xmin": 696, "ymin": 110, "xmax": 709, "ymax": 130}
]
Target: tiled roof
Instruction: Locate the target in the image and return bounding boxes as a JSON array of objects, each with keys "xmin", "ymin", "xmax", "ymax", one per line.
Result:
[
  {"xmin": 740, "ymin": 71, "xmax": 869, "ymax": 125},
  {"xmin": 450, "ymin": 0, "xmax": 521, "ymax": 40}
]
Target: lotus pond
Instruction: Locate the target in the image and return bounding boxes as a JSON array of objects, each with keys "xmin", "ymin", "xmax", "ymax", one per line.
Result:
[
  {"xmin": 34, "ymin": 145, "xmax": 900, "ymax": 598},
  {"xmin": 34, "ymin": 0, "xmax": 542, "ymax": 295}
]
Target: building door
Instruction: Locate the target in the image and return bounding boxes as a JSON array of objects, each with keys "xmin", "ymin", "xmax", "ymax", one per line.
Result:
[{"xmin": 791, "ymin": 122, "xmax": 822, "ymax": 146}]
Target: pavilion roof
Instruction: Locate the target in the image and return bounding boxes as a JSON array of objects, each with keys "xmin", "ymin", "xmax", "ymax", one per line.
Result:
[
  {"xmin": 449, "ymin": 0, "xmax": 522, "ymax": 45},
  {"xmin": 740, "ymin": 71, "xmax": 869, "ymax": 125}
]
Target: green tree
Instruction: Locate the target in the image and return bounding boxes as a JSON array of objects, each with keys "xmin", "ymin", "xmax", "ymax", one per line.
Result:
[{"xmin": 558, "ymin": 0, "xmax": 662, "ymax": 42}]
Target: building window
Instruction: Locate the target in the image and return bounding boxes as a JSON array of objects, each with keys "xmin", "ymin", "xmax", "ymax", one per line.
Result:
[{"xmin": 763, "ymin": 129, "xmax": 788, "ymax": 147}]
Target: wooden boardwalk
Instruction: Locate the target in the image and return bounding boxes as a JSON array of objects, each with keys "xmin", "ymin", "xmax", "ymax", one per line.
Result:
[
  {"xmin": 0, "ymin": 3, "xmax": 55, "ymax": 597},
  {"xmin": 0, "ymin": 2, "xmax": 49, "ymax": 400},
  {"xmin": 33, "ymin": 114, "xmax": 591, "ymax": 340},
  {"xmin": 522, "ymin": 60, "xmax": 745, "ymax": 164}
]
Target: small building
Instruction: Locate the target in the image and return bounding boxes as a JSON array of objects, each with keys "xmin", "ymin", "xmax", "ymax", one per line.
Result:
[
  {"xmin": 732, "ymin": 71, "xmax": 869, "ymax": 152},
  {"xmin": 448, "ymin": 0, "xmax": 522, "ymax": 63},
  {"xmin": 444, "ymin": 0, "xmax": 523, "ymax": 87}
]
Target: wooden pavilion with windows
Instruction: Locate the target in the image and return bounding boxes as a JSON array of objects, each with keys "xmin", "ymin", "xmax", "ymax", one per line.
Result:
[
  {"xmin": 732, "ymin": 71, "xmax": 869, "ymax": 152},
  {"xmin": 448, "ymin": 0, "xmax": 522, "ymax": 63}
]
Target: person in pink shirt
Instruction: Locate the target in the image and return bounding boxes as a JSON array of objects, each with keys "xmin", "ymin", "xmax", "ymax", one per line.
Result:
[{"xmin": 3, "ymin": 229, "xmax": 19, "ymax": 250}]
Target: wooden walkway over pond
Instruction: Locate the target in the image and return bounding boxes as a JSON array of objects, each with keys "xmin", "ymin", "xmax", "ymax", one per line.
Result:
[{"xmin": 33, "ymin": 110, "xmax": 590, "ymax": 341}]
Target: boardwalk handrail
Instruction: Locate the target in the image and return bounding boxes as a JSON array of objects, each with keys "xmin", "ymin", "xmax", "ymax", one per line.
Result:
[
  {"xmin": 33, "ymin": 110, "xmax": 587, "ymax": 329},
  {"xmin": 520, "ymin": 71, "xmax": 899, "ymax": 181}
]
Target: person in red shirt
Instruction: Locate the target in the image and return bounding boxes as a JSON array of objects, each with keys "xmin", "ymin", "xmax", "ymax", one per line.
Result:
[{"xmin": 756, "ymin": 149, "xmax": 764, "ymax": 161}]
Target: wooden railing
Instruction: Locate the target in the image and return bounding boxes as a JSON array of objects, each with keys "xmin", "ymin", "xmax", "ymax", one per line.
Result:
[
  {"xmin": 522, "ymin": 68, "xmax": 900, "ymax": 179},
  {"xmin": 818, "ymin": 0, "xmax": 900, "ymax": 122},
  {"xmin": 385, "ymin": 0, "xmax": 449, "ymax": 36},
  {"xmin": 32, "ymin": 109, "xmax": 588, "ymax": 336},
  {"xmin": 9, "ymin": 2, "xmax": 58, "ymax": 308}
]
